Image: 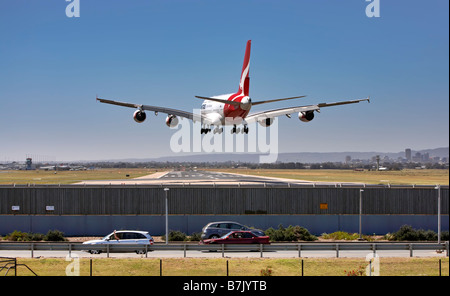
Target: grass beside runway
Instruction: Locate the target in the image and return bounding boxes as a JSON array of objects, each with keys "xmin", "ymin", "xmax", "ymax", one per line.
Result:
[
  {"xmin": 0, "ymin": 169, "xmax": 159, "ymax": 185},
  {"xmin": 0, "ymin": 168, "xmax": 447, "ymax": 185},
  {"xmin": 210, "ymin": 168, "xmax": 449, "ymax": 185},
  {"xmin": 9, "ymin": 257, "xmax": 449, "ymax": 276}
]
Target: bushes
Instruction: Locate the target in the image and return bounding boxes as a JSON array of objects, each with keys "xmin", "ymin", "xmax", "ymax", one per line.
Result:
[
  {"xmin": 264, "ymin": 224, "xmax": 317, "ymax": 242},
  {"xmin": 161, "ymin": 231, "xmax": 202, "ymax": 242},
  {"xmin": 388, "ymin": 225, "xmax": 448, "ymax": 241},
  {"xmin": 3, "ymin": 230, "xmax": 33, "ymax": 241},
  {"xmin": 321, "ymin": 231, "xmax": 360, "ymax": 241},
  {"xmin": 43, "ymin": 230, "xmax": 67, "ymax": 242},
  {"xmin": 2, "ymin": 230, "xmax": 66, "ymax": 242}
]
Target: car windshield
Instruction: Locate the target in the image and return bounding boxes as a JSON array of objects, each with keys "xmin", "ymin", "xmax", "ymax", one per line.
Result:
[{"xmin": 220, "ymin": 232, "xmax": 233, "ymax": 239}]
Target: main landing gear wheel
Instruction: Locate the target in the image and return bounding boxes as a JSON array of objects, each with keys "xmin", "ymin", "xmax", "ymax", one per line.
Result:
[
  {"xmin": 231, "ymin": 125, "xmax": 249, "ymax": 134},
  {"xmin": 200, "ymin": 128, "xmax": 211, "ymax": 134},
  {"xmin": 201, "ymin": 126, "xmax": 224, "ymax": 134}
]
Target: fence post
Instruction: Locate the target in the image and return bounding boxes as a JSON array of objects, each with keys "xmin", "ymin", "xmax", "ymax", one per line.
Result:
[
  {"xmin": 439, "ymin": 259, "xmax": 441, "ymax": 276},
  {"xmin": 90, "ymin": 259, "xmax": 92, "ymax": 276},
  {"xmin": 160, "ymin": 259, "xmax": 162, "ymax": 276},
  {"xmin": 336, "ymin": 244, "xmax": 339, "ymax": 258},
  {"xmin": 260, "ymin": 244, "xmax": 263, "ymax": 258},
  {"xmin": 31, "ymin": 243, "xmax": 34, "ymax": 258},
  {"xmin": 446, "ymin": 241, "xmax": 449, "ymax": 257},
  {"xmin": 298, "ymin": 244, "xmax": 302, "ymax": 258},
  {"xmin": 409, "ymin": 244, "xmax": 413, "ymax": 257},
  {"xmin": 107, "ymin": 244, "xmax": 110, "ymax": 258},
  {"xmin": 301, "ymin": 259, "xmax": 304, "ymax": 276},
  {"xmin": 222, "ymin": 244, "xmax": 224, "ymax": 258},
  {"xmin": 226, "ymin": 260, "xmax": 229, "ymax": 276},
  {"xmin": 184, "ymin": 244, "xmax": 187, "ymax": 258}
]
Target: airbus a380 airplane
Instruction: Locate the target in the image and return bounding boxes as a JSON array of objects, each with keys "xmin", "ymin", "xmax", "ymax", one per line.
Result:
[{"xmin": 97, "ymin": 40, "xmax": 369, "ymax": 134}]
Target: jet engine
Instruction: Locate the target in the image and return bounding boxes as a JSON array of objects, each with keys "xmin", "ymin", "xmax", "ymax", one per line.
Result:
[
  {"xmin": 258, "ymin": 117, "xmax": 274, "ymax": 127},
  {"xmin": 165, "ymin": 114, "xmax": 179, "ymax": 127},
  {"xmin": 298, "ymin": 111, "xmax": 314, "ymax": 122},
  {"xmin": 133, "ymin": 110, "xmax": 146, "ymax": 123}
]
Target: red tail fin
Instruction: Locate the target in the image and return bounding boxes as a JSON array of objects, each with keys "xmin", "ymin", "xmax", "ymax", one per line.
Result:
[{"xmin": 239, "ymin": 40, "xmax": 251, "ymax": 96}]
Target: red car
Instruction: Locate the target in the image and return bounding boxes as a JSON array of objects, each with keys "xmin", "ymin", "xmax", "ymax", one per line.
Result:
[{"xmin": 200, "ymin": 231, "xmax": 270, "ymax": 244}]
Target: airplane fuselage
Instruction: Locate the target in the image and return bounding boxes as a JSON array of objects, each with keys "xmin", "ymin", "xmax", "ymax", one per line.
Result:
[{"xmin": 201, "ymin": 93, "xmax": 251, "ymax": 126}]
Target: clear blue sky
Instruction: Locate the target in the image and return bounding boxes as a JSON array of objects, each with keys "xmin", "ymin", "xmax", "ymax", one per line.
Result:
[{"xmin": 0, "ymin": 0, "xmax": 448, "ymax": 162}]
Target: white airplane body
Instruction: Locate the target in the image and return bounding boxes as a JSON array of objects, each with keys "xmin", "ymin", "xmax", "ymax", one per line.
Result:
[{"xmin": 97, "ymin": 40, "xmax": 369, "ymax": 134}]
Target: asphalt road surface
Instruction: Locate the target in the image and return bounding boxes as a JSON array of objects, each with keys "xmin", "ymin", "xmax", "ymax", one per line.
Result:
[{"xmin": 77, "ymin": 169, "xmax": 361, "ymax": 186}]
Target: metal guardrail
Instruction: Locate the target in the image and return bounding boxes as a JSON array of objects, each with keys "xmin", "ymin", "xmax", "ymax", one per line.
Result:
[
  {"xmin": 0, "ymin": 241, "xmax": 448, "ymax": 258},
  {"xmin": 1, "ymin": 183, "xmax": 448, "ymax": 189}
]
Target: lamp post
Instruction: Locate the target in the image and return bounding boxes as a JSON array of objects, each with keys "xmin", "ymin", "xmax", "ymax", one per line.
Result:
[
  {"xmin": 359, "ymin": 189, "xmax": 364, "ymax": 240},
  {"xmin": 435, "ymin": 185, "xmax": 441, "ymax": 244},
  {"xmin": 164, "ymin": 188, "xmax": 170, "ymax": 245}
]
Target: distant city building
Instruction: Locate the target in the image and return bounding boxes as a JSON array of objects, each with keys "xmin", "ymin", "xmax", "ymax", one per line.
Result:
[
  {"xmin": 412, "ymin": 152, "xmax": 422, "ymax": 162},
  {"xmin": 405, "ymin": 148, "xmax": 411, "ymax": 161}
]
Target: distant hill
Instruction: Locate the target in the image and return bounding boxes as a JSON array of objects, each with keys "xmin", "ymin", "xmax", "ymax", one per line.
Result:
[{"xmin": 91, "ymin": 147, "xmax": 448, "ymax": 164}]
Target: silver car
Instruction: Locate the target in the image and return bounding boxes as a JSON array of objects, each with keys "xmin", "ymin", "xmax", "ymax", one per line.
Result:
[
  {"xmin": 201, "ymin": 221, "xmax": 265, "ymax": 240},
  {"xmin": 83, "ymin": 230, "xmax": 154, "ymax": 254}
]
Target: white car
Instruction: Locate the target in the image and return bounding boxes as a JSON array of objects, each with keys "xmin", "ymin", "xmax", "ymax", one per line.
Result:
[{"xmin": 83, "ymin": 230, "xmax": 154, "ymax": 254}]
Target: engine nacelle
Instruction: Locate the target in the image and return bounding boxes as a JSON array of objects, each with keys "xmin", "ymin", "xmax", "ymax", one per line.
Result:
[
  {"xmin": 258, "ymin": 117, "xmax": 274, "ymax": 127},
  {"xmin": 298, "ymin": 111, "xmax": 314, "ymax": 122},
  {"xmin": 133, "ymin": 110, "xmax": 146, "ymax": 123},
  {"xmin": 165, "ymin": 114, "xmax": 179, "ymax": 127}
]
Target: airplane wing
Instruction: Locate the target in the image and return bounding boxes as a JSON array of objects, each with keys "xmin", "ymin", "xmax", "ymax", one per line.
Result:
[
  {"xmin": 245, "ymin": 97, "xmax": 370, "ymax": 124},
  {"xmin": 96, "ymin": 97, "xmax": 204, "ymax": 122}
]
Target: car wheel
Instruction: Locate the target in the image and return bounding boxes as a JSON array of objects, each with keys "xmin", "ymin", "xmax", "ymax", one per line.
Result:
[{"xmin": 90, "ymin": 250, "xmax": 101, "ymax": 254}]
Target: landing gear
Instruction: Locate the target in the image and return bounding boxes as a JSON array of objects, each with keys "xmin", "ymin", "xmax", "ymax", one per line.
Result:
[
  {"xmin": 201, "ymin": 125, "xmax": 248, "ymax": 134},
  {"xmin": 200, "ymin": 127, "xmax": 211, "ymax": 134},
  {"xmin": 213, "ymin": 127, "xmax": 223, "ymax": 134},
  {"xmin": 201, "ymin": 126, "xmax": 223, "ymax": 134},
  {"xmin": 231, "ymin": 124, "xmax": 249, "ymax": 134}
]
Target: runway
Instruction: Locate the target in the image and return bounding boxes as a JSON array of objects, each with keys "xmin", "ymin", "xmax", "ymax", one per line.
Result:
[{"xmin": 76, "ymin": 170, "xmax": 362, "ymax": 186}]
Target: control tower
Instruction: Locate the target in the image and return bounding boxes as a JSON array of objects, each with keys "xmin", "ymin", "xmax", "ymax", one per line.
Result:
[{"xmin": 26, "ymin": 158, "xmax": 33, "ymax": 170}]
